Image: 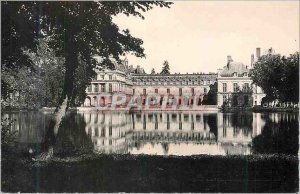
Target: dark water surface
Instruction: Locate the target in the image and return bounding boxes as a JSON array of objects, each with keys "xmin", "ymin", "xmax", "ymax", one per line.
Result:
[{"xmin": 1, "ymin": 111, "xmax": 299, "ymax": 192}]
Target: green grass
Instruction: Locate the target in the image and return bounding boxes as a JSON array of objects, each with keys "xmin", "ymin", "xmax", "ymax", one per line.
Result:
[{"xmin": 1, "ymin": 154, "xmax": 298, "ymax": 193}]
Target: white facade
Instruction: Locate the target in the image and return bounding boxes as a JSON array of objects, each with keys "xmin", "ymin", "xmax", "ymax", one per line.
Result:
[
  {"xmin": 216, "ymin": 56, "xmax": 265, "ymax": 107},
  {"xmin": 83, "ymin": 60, "xmax": 134, "ymax": 107}
]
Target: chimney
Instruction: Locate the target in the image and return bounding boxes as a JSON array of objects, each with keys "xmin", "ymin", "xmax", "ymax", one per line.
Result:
[
  {"xmin": 256, "ymin": 48, "xmax": 261, "ymax": 59},
  {"xmin": 251, "ymin": 54, "xmax": 255, "ymax": 67},
  {"xmin": 227, "ymin": 55, "xmax": 233, "ymax": 63}
]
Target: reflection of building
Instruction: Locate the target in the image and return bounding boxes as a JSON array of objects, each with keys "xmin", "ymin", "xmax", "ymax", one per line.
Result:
[
  {"xmin": 217, "ymin": 48, "xmax": 265, "ymax": 107},
  {"xmin": 82, "ymin": 112, "xmax": 265, "ymax": 155},
  {"xmin": 83, "ymin": 112, "xmax": 218, "ymax": 154},
  {"xmin": 217, "ymin": 113, "xmax": 265, "ymax": 155},
  {"xmin": 83, "ymin": 112, "xmax": 132, "ymax": 154}
]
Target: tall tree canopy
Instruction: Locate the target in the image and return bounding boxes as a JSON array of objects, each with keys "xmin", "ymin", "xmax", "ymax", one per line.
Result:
[
  {"xmin": 151, "ymin": 68, "xmax": 156, "ymax": 74},
  {"xmin": 2, "ymin": 1, "xmax": 172, "ymax": 110},
  {"xmin": 251, "ymin": 51, "xmax": 299, "ymax": 104},
  {"xmin": 160, "ymin": 60, "xmax": 170, "ymax": 74}
]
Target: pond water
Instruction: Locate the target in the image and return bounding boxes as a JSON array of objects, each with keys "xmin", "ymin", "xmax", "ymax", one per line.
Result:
[{"xmin": 3, "ymin": 111, "xmax": 298, "ymax": 156}]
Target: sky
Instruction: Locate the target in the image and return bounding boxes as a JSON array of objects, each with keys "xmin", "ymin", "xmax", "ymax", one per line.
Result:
[{"xmin": 113, "ymin": 1, "xmax": 299, "ymax": 74}]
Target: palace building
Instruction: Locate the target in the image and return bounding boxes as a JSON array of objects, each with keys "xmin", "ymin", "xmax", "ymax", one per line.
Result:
[
  {"xmin": 83, "ymin": 58, "xmax": 217, "ymax": 108},
  {"xmin": 216, "ymin": 48, "xmax": 265, "ymax": 108},
  {"xmin": 83, "ymin": 48, "xmax": 266, "ymax": 108}
]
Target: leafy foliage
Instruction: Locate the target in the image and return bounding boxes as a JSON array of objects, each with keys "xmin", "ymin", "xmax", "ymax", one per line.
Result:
[
  {"xmin": 203, "ymin": 82, "xmax": 217, "ymax": 105},
  {"xmin": 1, "ymin": 118, "xmax": 17, "ymax": 153},
  {"xmin": 252, "ymin": 51, "xmax": 299, "ymax": 103},
  {"xmin": 1, "ymin": 2, "xmax": 41, "ymax": 99},
  {"xmin": 151, "ymin": 68, "xmax": 156, "ymax": 74},
  {"xmin": 160, "ymin": 60, "xmax": 170, "ymax": 75},
  {"xmin": 2, "ymin": 1, "xmax": 172, "ymax": 110}
]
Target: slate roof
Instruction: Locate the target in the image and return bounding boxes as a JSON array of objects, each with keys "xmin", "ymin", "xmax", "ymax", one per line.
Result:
[{"xmin": 219, "ymin": 62, "xmax": 249, "ymax": 77}]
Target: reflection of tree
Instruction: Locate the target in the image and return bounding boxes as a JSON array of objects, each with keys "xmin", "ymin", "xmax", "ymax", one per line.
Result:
[
  {"xmin": 161, "ymin": 142, "xmax": 169, "ymax": 155},
  {"xmin": 52, "ymin": 113, "xmax": 93, "ymax": 156},
  {"xmin": 205, "ymin": 114, "xmax": 217, "ymax": 137},
  {"xmin": 252, "ymin": 114, "xmax": 298, "ymax": 155},
  {"xmin": 231, "ymin": 113, "xmax": 253, "ymax": 131}
]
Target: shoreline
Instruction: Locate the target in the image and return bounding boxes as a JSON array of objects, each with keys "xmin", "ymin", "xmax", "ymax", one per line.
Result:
[{"xmin": 1, "ymin": 106, "xmax": 299, "ymax": 113}]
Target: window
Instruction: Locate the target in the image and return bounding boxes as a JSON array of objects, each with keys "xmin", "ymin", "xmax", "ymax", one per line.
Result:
[
  {"xmin": 95, "ymin": 127, "xmax": 99, "ymax": 137},
  {"xmin": 101, "ymin": 75, "xmax": 104, "ymax": 80},
  {"xmin": 244, "ymin": 83, "xmax": 249, "ymax": 91},
  {"xmin": 88, "ymin": 85, "xmax": 92, "ymax": 92},
  {"xmin": 155, "ymin": 89, "xmax": 158, "ymax": 93},
  {"xmin": 200, "ymin": 80, "xmax": 204, "ymax": 85},
  {"xmin": 109, "ymin": 83, "xmax": 112, "ymax": 92},
  {"xmin": 133, "ymin": 89, "xmax": 135, "ymax": 94},
  {"xmin": 191, "ymin": 88, "xmax": 194, "ymax": 95},
  {"xmin": 101, "ymin": 84, "xmax": 105, "ymax": 92},
  {"xmin": 94, "ymin": 84, "xmax": 99, "ymax": 92},
  {"xmin": 223, "ymin": 95, "xmax": 227, "ymax": 103},
  {"xmin": 204, "ymin": 88, "xmax": 207, "ymax": 94},
  {"xmin": 109, "ymin": 125, "xmax": 112, "ymax": 136},
  {"xmin": 179, "ymin": 88, "xmax": 182, "ymax": 96},
  {"xmin": 234, "ymin": 83, "xmax": 238, "ymax": 92},
  {"xmin": 143, "ymin": 89, "xmax": 146, "ymax": 95},
  {"xmin": 167, "ymin": 88, "xmax": 170, "ymax": 94},
  {"xmin": 101, "ymin": 127, "xmax": 105, "ymax": 137},
  {"xmin": 109, "ymin": 75, "xmax": 112, "ymax": 80},
  {"xmin": 207, "ymin": 80, "xmax": 210, "ymax": 85},
  {"xmin": 223, "ymin": 83, "xmax": 227, "ymax": 92}
]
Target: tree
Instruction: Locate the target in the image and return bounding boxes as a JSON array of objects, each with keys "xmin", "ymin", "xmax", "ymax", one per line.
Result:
[
  {"xmin": 252, "ymin": 51, "xmax": 299, "ymax": 104},
  {"xmin": 281, "ymin": 52, "xmax": 299, "ymax": 103},
  {"xmin": 160, "ymin": 60, "xmax": 170, "ymax": 74},
  {"xmin": 1, "ymin": 2, "xmax": 40, "ymax": 99},
  {"xmin": 151, "ymin": 68, "xmax": 156, "ymax": 74},
  {"xmin": 203, "ymin": 82, "xmax": 217, "ymax": 105},
  {"xmin": 2, "ymin": 1, "xmax": 172, "ymax": 160},
  {"xmin": 26, "ymin": 38, "xmax": 65, "ymax": 107}
]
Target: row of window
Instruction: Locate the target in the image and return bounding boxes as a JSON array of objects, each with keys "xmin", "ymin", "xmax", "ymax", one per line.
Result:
[
  {"xmin": 133, "ymin": 88, "xmax": 207, "ymax": 95},
  {"xmin": 94, "ymin": 75, "xmax": 114, "ymax": 80},
  {"xmin": 222, "ymin": 94, "xmax": 250, "ymax": 106},
  {"xmin": 88, "ymin": 83, "xmax": 114, "ymax": 93},
  {"xmin": 135, "ymin": 80, "xmax": 214, "ymax": 86},
  {"xmin": 89, "ymin": 126, "xmax": 113, "ymax": 137},
  {"xmin": 222, "ymin": 83, "xmax": 250, "ymax": 92}
]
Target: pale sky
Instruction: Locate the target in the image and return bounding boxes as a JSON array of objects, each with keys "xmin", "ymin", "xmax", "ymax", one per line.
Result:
[{"xmin": 113, "ymin": 1, "xmax": 299, "ymax": 74}]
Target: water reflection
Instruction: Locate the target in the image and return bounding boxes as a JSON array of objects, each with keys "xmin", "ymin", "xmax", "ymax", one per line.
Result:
[{"xmin": 2, "ymin": 111, "xmax": 298, "ymax": 156}]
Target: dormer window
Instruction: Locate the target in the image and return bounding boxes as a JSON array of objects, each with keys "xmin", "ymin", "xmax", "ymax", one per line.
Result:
[
  {"xmin": 243, "ymin": 72, "xmax": 248, "ymax": 77},
  {"xmin": 233, "ymin": 72, "xmax": 237, "ymax": 77}
]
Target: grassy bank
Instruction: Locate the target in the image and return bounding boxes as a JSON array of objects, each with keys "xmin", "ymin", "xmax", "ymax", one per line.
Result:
[{"xmin": 1, "ymin": 154, "xmax": 298, "ymax": 193}]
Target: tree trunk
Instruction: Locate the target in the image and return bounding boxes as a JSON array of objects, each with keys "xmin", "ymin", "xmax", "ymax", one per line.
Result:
[{"xmin": 33, "ymin": 39, "xmax": 79, "ymax": 161}]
